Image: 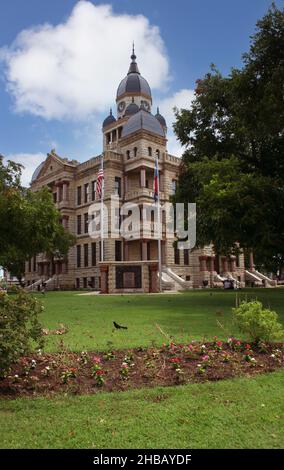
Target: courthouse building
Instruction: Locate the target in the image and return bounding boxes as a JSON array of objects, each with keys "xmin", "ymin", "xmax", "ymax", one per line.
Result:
[{"xmin": 25, "ymin": 49, "xmax": 251, "ymax": 293}]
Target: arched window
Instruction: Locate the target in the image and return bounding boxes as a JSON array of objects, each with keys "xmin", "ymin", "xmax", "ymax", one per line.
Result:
[
  {"xmin": 148, "ymin": 147, "xmax": 152, "ymax": 156},
  {"xmin": 156, "ymin": 149, "xmax": 160, "ymax": 159},
  {"xmin": 134, "ymin": 147, "xmax": 138, "ymax": 158},
  {"xmin": 126, "ymin": 150, "xmax": 130, "ymax": 160}
]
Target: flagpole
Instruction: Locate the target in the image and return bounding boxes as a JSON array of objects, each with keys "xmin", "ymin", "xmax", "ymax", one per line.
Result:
[
  {"xmin": 156, "ymin": 158, "xmax": 162, "ymax": 292},
  {"xmin": 100, "ymin": 153, "xmax": 104, "ymax": 262}
]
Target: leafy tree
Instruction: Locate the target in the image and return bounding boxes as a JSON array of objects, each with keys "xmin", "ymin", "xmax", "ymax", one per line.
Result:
[
  {"xmin": 173, "ymin": 4, "xmax": 284, "ymax": 274},
  {"xmin": 0, "ymin": 156, "xmax": 75, "ymax": 283}
]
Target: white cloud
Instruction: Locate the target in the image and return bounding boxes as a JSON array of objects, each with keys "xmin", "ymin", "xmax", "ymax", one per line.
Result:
[
  {"xmin": 157, "ymin": 88, "xmax": 195, "ymax": 156},
  {"xmin": 5, "ymin": 153, "xmax": 46, "ymax": 186},
  {"xmin": 0, "ymin": 1, "xmax": 169, "ymax": 120}
]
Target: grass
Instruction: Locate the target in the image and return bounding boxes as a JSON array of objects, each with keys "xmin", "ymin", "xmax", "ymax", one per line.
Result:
[
  {"xmin": 1, "ymin": 288, "xmax": 284, "ymax": 449},
  {"xmin": 0, "ymin": 370, "xmax": 283, "ymax": 448},
  {"xmin": 38, "ymin": 288, "xmax": 284, "ymax": 352}
]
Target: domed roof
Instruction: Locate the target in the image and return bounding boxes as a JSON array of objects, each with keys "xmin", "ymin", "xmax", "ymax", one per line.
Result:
[
  {"xmin": 31, "ymin": 161, "xmax": 45, "ymax": 182},
  {"xmin": 121, "ymin": 109, "xmax": 165, "ymax": 138},
  {"xmin": 103, "ymin": 108, "xmax": 116, "ymax": 128},
  {"xmin": 116, "ymin": 47, "xmax": 151, "ymax": 100},
  {"xmin": 125, "ymin": 100, "xmax": 139, "ymax": 116},
  {"xmin": 155, "ymin": 107, "xmax": 167, "ymax": 128}
]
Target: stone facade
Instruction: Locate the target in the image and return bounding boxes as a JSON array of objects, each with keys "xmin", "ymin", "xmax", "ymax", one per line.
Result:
[{"xmin": 24, "ymin": 50, "xmax": 246, "ymax": 292}]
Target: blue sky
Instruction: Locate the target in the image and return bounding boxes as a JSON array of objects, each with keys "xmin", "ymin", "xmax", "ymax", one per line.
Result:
[{"xmin": 0, "ymin": 0, "xmax": 281, "ymax": 185}]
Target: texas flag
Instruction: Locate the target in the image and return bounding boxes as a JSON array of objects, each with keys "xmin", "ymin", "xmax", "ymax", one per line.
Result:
[{"xmin": 154, "ymin": 157, "xmax": 159, "ymax": 202}]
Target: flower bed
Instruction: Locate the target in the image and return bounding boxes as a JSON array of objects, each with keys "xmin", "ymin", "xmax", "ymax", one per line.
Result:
[{"xmin": 0, "ymin": 340, "xmax": 283, "ymax": 398}]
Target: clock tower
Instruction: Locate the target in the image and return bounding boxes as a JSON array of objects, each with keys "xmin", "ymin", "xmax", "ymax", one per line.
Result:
[{"xmin": 116, "ymin": 45, "xmax": 152, "ymax": 118}]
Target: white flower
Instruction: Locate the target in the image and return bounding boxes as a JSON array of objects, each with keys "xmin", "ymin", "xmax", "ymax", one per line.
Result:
[{"xmin": 271, "ymin": 354, "xmax": 276, "ymax": 358}]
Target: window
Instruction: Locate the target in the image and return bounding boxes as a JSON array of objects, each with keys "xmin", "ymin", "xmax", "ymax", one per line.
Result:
[
  {"xmin": 134, "ymin": 147, "xmax": 138, "ymax": 158},
  {"xmin": 76, "ymin": 278, "xmax": 80, "ymax": 289},
  {"xmin": 77, "ymin": 215, "xmax": 82, "ymax": 235},
  {"xmin": 77, "ymin": 186, "xmax": 82, "ymax": 205},
  {"xmin": 84, "ymin": 244, "xmax": 88, "ymax": 267},
  {"xmin": 115, "ymin": 240, "xmax": 122, "ymax": 261},
  {"xmin": 148, "ymin": 147, "xmax": 152, "ymax": 156},
  {"xmin": 83, "ymin": 277, "xmax": 88, "ymax": 289},
  {"xmin": 184, "ymin": 250, "xmax": 189, "ymax": 266},
  {"xmin": 91, "ymin": 180, "xmax": 96, "ymax": 201},
  {"xmin": 126, "ymin": 150, "xmax": 130, "ymax": 160},
  {"xmin": 28, "ymin": 258, "xmax": 31, "ymax": 272},
  {"xmin": 172, "ymin": 179, "xmax": 177, "ymax": 195},
  {"xmin": 91, "ymin": 242, "xmax": 96, "ymax": 266},
  {"xmin": 76, "ymin": 245, "xmax": 81, "ymax": 268},
  {"xmin": 84, "ymin": 213, "xmax": 88, "ymax": 233},
  {"xmin": 115, "ymin": 177, "xmax": 121, "ymax": 197},
  {"xmin": 236, "ymin": 255, "xmax": 240, "ymax": 268},
  {"xmin": 33, "ymin": 256, "xmax": 37, "ymax": 271},
  {"xmin": 156, "ymin": 149, "xmax": 160, "ymax": 159},
  {"xmin": 84, "ymin": 183, "xmax": 89, "ymax": 203},
  {"xmin": 53, "ymin": 192, "xmax": 57, "ymax": 203},
  {"xmin": 174, "ymin": 247, "xmax": 180, "ymax": 265},
  {"xmin": 90, "ymin": 277, "xmax": 95, "ymax": 288}
]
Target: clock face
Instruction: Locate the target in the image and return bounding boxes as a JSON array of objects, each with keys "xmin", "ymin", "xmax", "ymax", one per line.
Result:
[
  {"xmin": 141, "ymin": 100, "xmax": 150, "ymax": 111},
  {"xmin": 118, "ymin": 101, "xmax": 126, "ymax": 112}
]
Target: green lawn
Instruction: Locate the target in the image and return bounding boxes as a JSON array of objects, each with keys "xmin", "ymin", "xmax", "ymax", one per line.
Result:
[
  {"xmin": 0, "ymin": 370, "xmax": 283, "ymax": 448},
  {"xmin": 1, "ymin": 288, "xmax": 284, "ymax": 449},
  {"xmin": 39, "ymin": 289, "xmax": 284, "ymax": 352}
]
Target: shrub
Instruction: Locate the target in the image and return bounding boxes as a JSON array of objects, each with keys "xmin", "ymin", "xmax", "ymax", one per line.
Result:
[
  {"xmin": 232, "ymin": 300, "xmax": 284, "ymax": 343},
  {"xmin": 0, "ymin": 289, "xmax": 44, "ymax": 377}
]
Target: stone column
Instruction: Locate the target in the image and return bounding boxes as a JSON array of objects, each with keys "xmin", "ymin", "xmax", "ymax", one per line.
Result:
[
  {"xmin": 160, "ymin": 172, "xmax": 164, "ymax": 192},
  {"xmin": 149, "ymin": 263, "xmax": 159, "ymax": 293},
  {"xmin": 223, "ymin": 257, "xmax": 228, "ymax": 273},
  {"xmin": 140, "ymin": 168, "xmax": 146, "ymax": 188},
  {"xmin": 249, "ymin": 252, "xmax": 254, "ymax": 271},
  {"xmin": 124, "ymin": 175, "xmax": 128, "ymax": 193},
  {"xmin": 62, "ymin": 182, "xmax": 69, "ymax": 201},
  {"xmin": 124, "ymin": 242, "xmax": 129, "ymax": 261},
  {"xmin": 210, "ymin": 256, "xmax": 215, "ymax": 287},
  {"xmin": 100, "ymin": 265, "xmax": 109, "ymax": 294},
  {"xmin": 199, "ymin": 256, "xmax": 207, "ymax": 271},
  {"xmin": 141, "ymin": 240, "xmax": 148, "ymax": 260},
  {"xmin": 230, "ymin": 256, "xmax": 236, "ymax": 272}
]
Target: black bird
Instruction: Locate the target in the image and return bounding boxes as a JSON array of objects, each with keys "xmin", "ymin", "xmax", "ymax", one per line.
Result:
[{"xmin": 113, "ymin": 321, "xmax": 128, "ymax": 330}]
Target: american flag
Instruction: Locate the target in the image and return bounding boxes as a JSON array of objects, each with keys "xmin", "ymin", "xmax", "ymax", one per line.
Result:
[
  {"xmin": 96, "ymin": 167, "xmax": 104, "ymax": 199},
  {"xmin": 153, "ymin": 158, "xmax": 159, "ymax": 202}
]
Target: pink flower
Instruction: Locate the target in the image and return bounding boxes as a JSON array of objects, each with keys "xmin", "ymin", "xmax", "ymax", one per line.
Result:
[
  {"xmin": 202, "ymin": 355, "xmax": 210, "ymax": 361},
  {"xmin": 92, "ymin": 356, "xmax": 101, "ymax": 364},
  {"xmin": 188, "ymin": 344, "xmax": 194, "ymax": 351}
]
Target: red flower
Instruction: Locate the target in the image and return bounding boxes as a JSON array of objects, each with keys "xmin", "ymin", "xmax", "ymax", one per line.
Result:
[
  {"xmin": 95, "ymin": 369, "xmax": 105, "ymax": 375},
  {"xmin": 170, "ymin": 357, "xmax": 181, "ymax": 363},
  {"xmin": 245, "ymin": 344, "xmax": 251, "ymax": 349},
  {"xmin": 216, "ymin": 341, "xmax": 222, "ymax": 347}
]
